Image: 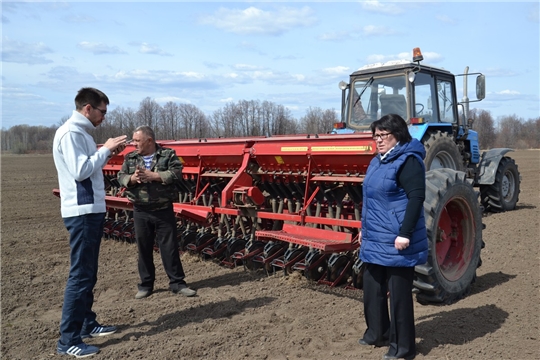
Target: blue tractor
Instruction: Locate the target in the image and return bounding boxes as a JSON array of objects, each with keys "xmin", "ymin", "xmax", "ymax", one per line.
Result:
[
  {"xmin": 333, "ymin": 48, "xmax": 521, "ymax": 303},
  {"xmin": 334, "ymin": 47, "xmax": 520, "ymax": 213}
]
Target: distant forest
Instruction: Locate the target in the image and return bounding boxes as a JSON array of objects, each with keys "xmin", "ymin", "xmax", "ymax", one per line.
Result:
[{"xmin": 1, "ymin": 97, "xmax": 539, "ymax": 154}]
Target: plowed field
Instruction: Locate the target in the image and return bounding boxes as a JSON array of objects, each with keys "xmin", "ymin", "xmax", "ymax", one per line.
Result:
[{"xmin": 1, "ymin": 150, "xmax": 538, "ymax": 360}]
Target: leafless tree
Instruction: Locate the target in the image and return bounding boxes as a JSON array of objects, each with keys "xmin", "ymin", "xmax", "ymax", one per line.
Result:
[
  {"xmin": 161, "ymin": 102, "xmax": 181, "ymax": 139},
  {"xmin": 137, "ymin": 97, "xmax": 162, "ymax": 136},
  {"xmin": 5, "ymin": 95, "xmax": 536, "ymax": 154},
  {"xmin": 300, "ymin": 107, "xmax": 338, "ymax": 134},
  {"xmin": 178, "ymin": 103, "xmax": 209, "ymax": 139},
  {"xmin": 496, "ymin": 115, "xmax": 523, "ymax": 148},
  {"xmin": 471, "ymin": 109, "xmax": 496, "ymax": 149},
  {"xmin": 210, "ymin": 103, "xmax": 242, "ymax": 138},
  {"xmin": 261, "ymin": 101, "xmax": 296, "ymax": 136}
]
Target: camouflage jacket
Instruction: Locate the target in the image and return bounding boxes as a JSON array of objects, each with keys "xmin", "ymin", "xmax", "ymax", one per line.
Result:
[{"xmin": 117, "ymin": 145, "xmax": 182, "ymax": 211}]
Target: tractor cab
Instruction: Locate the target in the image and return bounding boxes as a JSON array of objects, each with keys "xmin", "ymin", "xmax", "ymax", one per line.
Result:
[{"xmin": 335, "ymin": 47, "xmax": 485, "ymax": 139}]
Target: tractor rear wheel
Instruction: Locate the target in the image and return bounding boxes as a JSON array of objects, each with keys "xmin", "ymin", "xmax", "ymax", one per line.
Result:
[
  {"xmin": 414, "ymin": 169, "xmax": 483, "ymax": 304},
  {"xmin": 423, "ymin": 131, "xmax": 465, "ymax": 171},
  {"xmin": 480, "ymin": 157, "xmax": 520, "ymax": 212}
]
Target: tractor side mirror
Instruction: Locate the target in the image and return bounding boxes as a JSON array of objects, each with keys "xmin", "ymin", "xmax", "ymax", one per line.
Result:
[{"xmin": 476, "ymin": 74, "xmax": 485, "ymax": 100}]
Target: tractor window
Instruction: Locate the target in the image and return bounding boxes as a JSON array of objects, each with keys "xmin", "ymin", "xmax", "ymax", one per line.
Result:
[
  {"xmin": 348, "ymin": 75, "xmax": 407, "ymax": 128},
  {"xmin": 437, "ymin": 79, "xmax": 457, "ymax": 123},
  {"xmin": 412, "ymin": 72, "xmax": 437, "ymax": 123}
]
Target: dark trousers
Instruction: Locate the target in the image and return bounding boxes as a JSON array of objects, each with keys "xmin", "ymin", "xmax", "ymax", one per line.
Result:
[
  {"xmin": 133, "ymin": 206, "xmax": 186, "ymax": 291},
  {"xmin": 363, "ymin": 263, "xmax": 416, "ymax": 359},
  {"xmin": 59, "ymin": 213, "xmax": 105, "ymax": 346}
]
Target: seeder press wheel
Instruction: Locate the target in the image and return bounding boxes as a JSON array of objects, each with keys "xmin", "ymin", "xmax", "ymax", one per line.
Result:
[
  {"xmin": 326, "ymin": 253, "xmax": 352, "ymax": 286},
  {"xmin": 243, "ymin": 241, "xmax": 265, "ymax": 270},
  {"xmin": 303, "ymin": 250, "xmax": 327, "ymax": 281}
]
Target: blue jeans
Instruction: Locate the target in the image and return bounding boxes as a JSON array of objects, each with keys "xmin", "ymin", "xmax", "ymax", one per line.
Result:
[{"xmin": 59, "ymin": 213, "xmax": 105, "ymax": 346}]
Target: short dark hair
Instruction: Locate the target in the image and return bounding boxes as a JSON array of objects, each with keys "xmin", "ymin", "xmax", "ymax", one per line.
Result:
[
  {"xmin": 134, "ymin": 125, "xmax": 155, "ymax": 141},
  {"xmin": 74, "ymin": 87, "xmax": 109, "ymax": 110},
  {"xmin": 370, "ymin": 113, "xmax": 412, "ymax": 143}
]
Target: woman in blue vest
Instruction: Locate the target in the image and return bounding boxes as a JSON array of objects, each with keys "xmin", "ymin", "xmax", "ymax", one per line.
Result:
[{"xmin": 358, "ymin": 114, "xmax": 428, "ymax": 360}]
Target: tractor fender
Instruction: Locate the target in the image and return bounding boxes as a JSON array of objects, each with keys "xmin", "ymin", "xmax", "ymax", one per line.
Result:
[{"xmin": 477, "ymin": 148, "xmax": 514, "ymax": 185}]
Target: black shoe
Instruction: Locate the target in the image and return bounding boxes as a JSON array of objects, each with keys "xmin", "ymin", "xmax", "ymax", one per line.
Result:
[{"xmin": 358, "ymin": 338, "xmax": 389, "ymax": 347}]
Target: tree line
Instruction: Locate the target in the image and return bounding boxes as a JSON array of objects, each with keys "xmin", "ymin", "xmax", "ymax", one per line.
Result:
[{"xmin": 1, "ymin": 97, "xmax": 539, "ymax": 154}]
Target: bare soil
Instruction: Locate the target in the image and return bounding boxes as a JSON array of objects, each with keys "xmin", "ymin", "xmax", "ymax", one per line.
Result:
[{"xmin": 1, "ymin": 150, "xmax": 539, "ymax": 360}]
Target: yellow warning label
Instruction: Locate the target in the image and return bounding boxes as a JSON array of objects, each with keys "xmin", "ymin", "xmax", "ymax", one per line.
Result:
[
  {"xmin": 311, "ymin": 146, "xmax": 372, "ymax": 152},
  {"xmin": 280, "ymin": 147, "xmax": 308, "ymax": 152},
  {"xmin": 178, "ymin": 156, "xmax": 185, "ymax": 164},
  {"xmin": 275, "ymin": 156, "xmax": 285, "ymax": 164}
]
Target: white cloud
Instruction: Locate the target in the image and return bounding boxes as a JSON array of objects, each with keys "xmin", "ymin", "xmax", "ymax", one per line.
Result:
[
  {"xmin": 422, "ymin": 51, "xmax": 444, "ymax": 63},
  {"xmin": 176, "ymin": 71, "xmax": 205, "ymax": 79},
  {"xmin": 361, "ymin": 1, "xmax": 404, "ymax": 15},
  {"xmin": 496, "ymin": 90, "xmax": 520, "ymax": 95},
  {"xmin": 112, "ymin": 69, "xmax": 206, "ymax": 83},
  {"xmin": 1, "ymin": 36, "xmax": 53, "ymax": 64},
  {"xmin": 77, "ymin": 41, "xmax": 127, "ymax": 55},
  {"xmin": 1, "ymin": 86, "xmax": 43, "ymax": 101},
  {"xmin": 199, "ymin": 6, "xmax": 317, "ymax": 35},
  {"xmin": 155, "ymin": 96, "xmax": 191, "ymax": 104},
  {"xmin": 364, "ymin": 53, "xmax": 389, "ymax": 64},
  {"xmin": 233, "ymin": 64, "xmax": 266, "ymax": 71},
  {"xmin": 322, "ymin": 66, "xmax": 350, "ymax": 76},
  {"xmin": 365, "ymin": 50, "xmax": 443, "ymax": 65},
  {"xmin": 135, "ymin": 42, "xmax": 172, "ymax": 56},
  {"xmin": 319, "ymin": 25, "xmax": 398, "ymax": 41},
  {"xmin": 482, "ymin": 68, "xmax": 519, "ymax": 77},
  {"xmin": 361, "ymin": 25, "xmax": 398, "ymax": 36},
  {"xmin": 251, "ymin": 70, "xmax": 277, "ymax": 81},
  {"xmin": 203, "ymin": 61, "xmax": 224, "ymax": 69}
]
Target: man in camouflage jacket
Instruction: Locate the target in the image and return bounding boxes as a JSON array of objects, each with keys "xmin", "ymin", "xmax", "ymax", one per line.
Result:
[{"xmin": 117, "ymin": 125, "xmax": 196, "ymax": 299}]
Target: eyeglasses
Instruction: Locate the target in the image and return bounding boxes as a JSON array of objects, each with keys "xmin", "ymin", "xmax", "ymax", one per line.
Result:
[
  {"xmin": 91, "ymin": 105, "xmax": 107, "ymax": 115},
  {"xmin": 373, "ymin": 133, "xmax": 392, "ymax": 140}
]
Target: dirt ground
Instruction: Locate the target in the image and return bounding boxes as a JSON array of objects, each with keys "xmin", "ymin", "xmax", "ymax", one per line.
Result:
[{"xmin": 1, "ymin": 150, "xmax": 539, "ymax": 360}]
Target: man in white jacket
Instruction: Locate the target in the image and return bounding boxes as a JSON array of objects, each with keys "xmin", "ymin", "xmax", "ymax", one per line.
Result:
[{"xmin": 53, "ymin": 87, "xmax": 126, "ymax": 358}]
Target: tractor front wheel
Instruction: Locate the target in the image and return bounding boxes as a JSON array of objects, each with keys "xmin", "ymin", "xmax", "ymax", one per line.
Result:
[
  {"xmin": 480, "ymin": 157, "xmax": 520, "ymax": 212},
  {"xmin": 423, "ymin": 131, "xmax": 465, "ymax": 171}
]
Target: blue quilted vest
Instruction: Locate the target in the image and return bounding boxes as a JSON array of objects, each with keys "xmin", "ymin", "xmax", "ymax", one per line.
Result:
[{"xmin": 359, "ymin": 139, "xmax": 428, "ymax": 267}]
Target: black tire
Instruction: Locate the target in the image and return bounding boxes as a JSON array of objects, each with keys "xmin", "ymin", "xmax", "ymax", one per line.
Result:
[
  {"xmin": 423, "ymin": 131, "xmax": 465, "ymax": 171},
  {"xmin": 414, "ymin": 169, "xmax": 483, "ymax": 305},
  {"xmin": 480, "ymin": 157, "xmax": 520, "ymax": 212}
]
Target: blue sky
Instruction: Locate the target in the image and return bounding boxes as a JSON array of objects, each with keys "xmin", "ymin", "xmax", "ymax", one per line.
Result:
[{"xmin": 2, "ymin": 1, "xmax": 539, "ymax": 129}]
